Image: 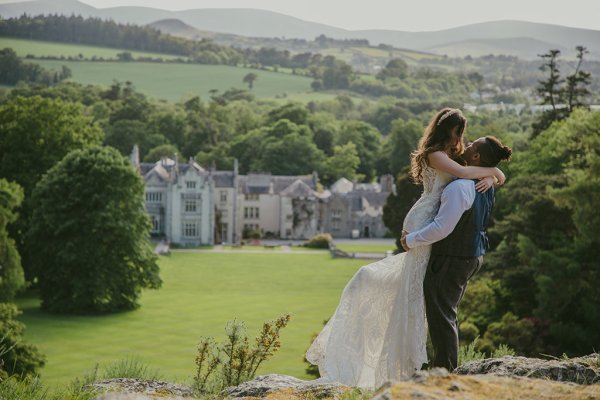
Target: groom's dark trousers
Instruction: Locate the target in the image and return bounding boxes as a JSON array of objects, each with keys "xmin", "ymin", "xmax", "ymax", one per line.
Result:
[{"xmin": 424, "ymin": 185, "xmax": 494, "ymax": 371}]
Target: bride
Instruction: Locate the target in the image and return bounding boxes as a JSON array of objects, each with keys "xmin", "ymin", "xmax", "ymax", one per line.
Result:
[{"xmin": 305, "ymin": 108, "xmax": 505, "ymax": 389}]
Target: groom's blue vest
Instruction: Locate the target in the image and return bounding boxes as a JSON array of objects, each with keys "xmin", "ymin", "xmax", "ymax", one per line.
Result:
[{"xmin": 431, "ymin": 182, "xmax": 495, "ymax": 258}]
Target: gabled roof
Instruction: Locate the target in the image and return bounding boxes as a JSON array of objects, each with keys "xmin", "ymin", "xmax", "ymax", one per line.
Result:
[
  {"xmin": 238, "ymin": 174, "xmax": 316, "ymax": 194},
  {"xmin": 280, "ymin": 179, "xmax": 315, "ymax": 198},
  {"xmin": 362, "ymin": 192, "xmax": 390, "ymax": 208},
  {"xmin": 139, "ymin": 158, "xmax": 209, "ymax": 183}
]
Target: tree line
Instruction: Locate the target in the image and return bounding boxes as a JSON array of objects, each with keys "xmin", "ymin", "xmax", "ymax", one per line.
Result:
[{"xmin": 0, "ymin": 47, "xmax": 71, "ymax": 85}]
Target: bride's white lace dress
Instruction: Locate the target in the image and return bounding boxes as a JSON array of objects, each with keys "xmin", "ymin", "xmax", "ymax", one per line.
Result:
[{"xmin": 305, "ymin": 165, "xmax": 454, "ymax": 389}]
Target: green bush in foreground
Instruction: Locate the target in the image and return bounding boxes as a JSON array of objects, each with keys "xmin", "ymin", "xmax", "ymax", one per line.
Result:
[
  {"xmin": 194, "ymin": 313, "xmax": 292, "ymax": 395},
  {"xmin": 0, "ymin": 303, "xmax": 45, "ymax": 378}
]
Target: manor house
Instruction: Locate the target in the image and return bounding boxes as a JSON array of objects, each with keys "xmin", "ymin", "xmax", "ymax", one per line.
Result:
[{"xmin": 131, "ymin": 146, "xmax": 394, "ymax": 246}]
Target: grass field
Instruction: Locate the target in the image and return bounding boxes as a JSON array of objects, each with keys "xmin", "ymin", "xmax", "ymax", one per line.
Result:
[
  {"xmin": 0, "ymin": 37, "xmax": 187, "ymax": 61},
  {"xmin": 3, "ymin": 37, "xmax": 369, "ymax": 103},
  {"xmin": 15, "ymin": 252, "xmax": 366, "ymax": 390},
  {"xmin": 318, "ymin": 46, "xmax": 440, "ymax": 65},
  {"xmin": 335, "ymin": 244, "xmax": 396, "ymax": 253},
  {"xmin": 31, "ymin": 59, "xmax": 335, "ymax": 103}
]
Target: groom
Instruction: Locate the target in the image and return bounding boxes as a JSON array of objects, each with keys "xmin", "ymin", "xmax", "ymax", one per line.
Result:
[{"xmin": 400, "ymin": 136, "xmax": 512, "ymax": 371}]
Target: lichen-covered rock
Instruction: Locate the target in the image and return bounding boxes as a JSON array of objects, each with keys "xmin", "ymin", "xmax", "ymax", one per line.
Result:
[
  {"xmin": 371, "ymin": 367, "xmax": 600, "ymax": 400},
  {"xmin": 88, "ymin": 378, "xmax": 194, "ymax": 399},
  {"xmin": 224, "ymin": 374, "xmax": 351, "ymax": 398},
  {"xmin": 454, "ymin": 355, "xmax": 600, "ymax": 384}
]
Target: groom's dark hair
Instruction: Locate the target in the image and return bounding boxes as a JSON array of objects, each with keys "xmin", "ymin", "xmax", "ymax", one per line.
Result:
[{"xmin": 479, "ymin": 136, "xmax": 512, "ymax": 167}]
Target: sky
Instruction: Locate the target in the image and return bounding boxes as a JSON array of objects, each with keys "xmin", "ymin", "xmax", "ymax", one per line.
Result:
[{"xmin": 63, "ymin": 0, "xmax": 600, "ymax": 32}]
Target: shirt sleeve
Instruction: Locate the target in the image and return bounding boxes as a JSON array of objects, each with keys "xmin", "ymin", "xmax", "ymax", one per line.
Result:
[{"xmin": 405, "ymin": 180, "xmax": 476, "ymax": 249}]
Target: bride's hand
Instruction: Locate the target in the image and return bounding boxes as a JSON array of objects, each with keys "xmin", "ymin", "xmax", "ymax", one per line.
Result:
[
  {"xmin": 475, "ymin": 176, "xmax": 495, "ymax": 193},
  {"xmin": 494, "ymin": 167, "xmax": 506, "ymax": 185}
]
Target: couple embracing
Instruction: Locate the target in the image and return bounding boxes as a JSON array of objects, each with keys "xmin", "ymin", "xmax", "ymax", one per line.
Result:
[{"xmin": 306, "ymin": 108, "xmax": 512, "ymax": 389}]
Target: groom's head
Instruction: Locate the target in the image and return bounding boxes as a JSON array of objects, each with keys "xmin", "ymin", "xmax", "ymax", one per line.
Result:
[{"xmin": 462, "ymin": 136, "xmax": 512, "ymax": 167}]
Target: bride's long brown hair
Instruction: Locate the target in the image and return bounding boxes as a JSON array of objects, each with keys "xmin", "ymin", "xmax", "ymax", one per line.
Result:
[{"xmin": 410, "ymin": 108, "xmax": 467, "ymax": 184}]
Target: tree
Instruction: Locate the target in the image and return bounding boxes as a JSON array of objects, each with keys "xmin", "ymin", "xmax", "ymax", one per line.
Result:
[
  {"xmin": 385, "ymin": 119, "xmax": 422, "ymax": 176},
  {"xmin": 0, "ymin": 303, "xmax": 45, "ymax": 377},
  {"xmin": 27, "ymin": 146, "xmax": 161, "ymax": 314},
  {"xmin": 253, "ymin": 133, "xmax": 325, "ymax": 175},
  {"xmin": 564, "ymin": 46, "xmax": 592, "ymax": 113},
  {"xmin": 267, "ymin": 103, "xmax": 308, "ymax": 125},
  {"xmin": 382, "ymin": 167, "xmax": 422, "ymax": 252},
  {"xmin": 0, "ymin": 96, "xmax": 103, "ymax": 280},
  {"xmin": 337, "ymin": 121, "xmax": 382, "ymax": 181},
  {"xmin": 532, "ymin": 47, "xmax": 592, "ymax": 136},
  {"xmin": 376, "ymin": 58, "xmax": 409, "ymax": 80},
  {"xmin": 143, "ymin": 144, "xmax": 181, "ymax": 163},
  {"xmin": 321, "ymin": 142, "xmax": 361, "ymax": 185},
  {"xmin": 243, "ymin": 72, "xmax": 258, "ymax": 89},
  {"xmin": 104, "ymin": 119, "xmax": 167, "ymax": 160},
  {"xmin": 0, "ymin": 179, "xmax": 25, "ymax": 302},
  {"xmin": 486, "ymin": 109, "xmax": 600, "ymax": 355}
]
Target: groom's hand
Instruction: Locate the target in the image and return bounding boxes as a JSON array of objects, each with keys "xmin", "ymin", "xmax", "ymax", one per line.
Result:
[{"xmin": 400, "ymin": 230, "xmax": 409, "ymax": 252}]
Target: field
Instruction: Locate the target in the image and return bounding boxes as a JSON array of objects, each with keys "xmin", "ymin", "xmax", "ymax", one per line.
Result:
[
  {"xmin": 318, "ymin": 46, "xmax": 440, "ymax": 65},
  {"xmin": 2, "ymin": 37, "xmax": 364, "ymax": 103},
  {"xmin": 32, "ymin": 59, "xmax": 322, "ymax": 103},
  {"xmin": 335, "ymin": 243, "xmax": 395, "ymax": 253},
  {"xmin": 15, "ymin": 251, "xmax": 366, "ymax": 390},
  {"xmin": 0, "ymin": 37, "xmax": 187, "ymax": 61}
]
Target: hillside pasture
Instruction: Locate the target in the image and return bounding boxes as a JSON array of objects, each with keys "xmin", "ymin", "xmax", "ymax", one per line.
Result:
[
  {"xmin": 32, "ymin": 59, "xmax": 318, "ymax": 102},
  {"xmin": 0, "ymin": 36, "xmax": 187, "ymax": 61}
]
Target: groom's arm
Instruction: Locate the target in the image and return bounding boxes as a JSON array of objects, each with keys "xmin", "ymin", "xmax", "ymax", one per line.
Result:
[{"xmin": 404, "ymin": 180, "xmax": 476, "ymax": 249}]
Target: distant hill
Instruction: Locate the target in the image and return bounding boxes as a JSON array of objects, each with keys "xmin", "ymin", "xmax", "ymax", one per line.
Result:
[
  {"xmin": 427, "ymin": 37, "xmax": 569, "ymax": 60},
  {"xmin": 1, "ymin": 0, "xmax": 599, "ymax": 59},
  {"xmin": 147, "ymin": 19, "xmax": 218, "ymax": 40}
]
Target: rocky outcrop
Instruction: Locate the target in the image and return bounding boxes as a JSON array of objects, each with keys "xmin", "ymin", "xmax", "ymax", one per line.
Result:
[
  {"xmin": 224, "ymin": 374, "xmax": 351, "ymax": 398},
  {"xmin": 371, "ymin": 367, "xmax": 600, "ymax": 400},
  {"xmin": 454, "ymin": 355, "xmax": 600, "ymax": 384},
  {"xmin": 88, "ymin": 378, "xmax": 194, "ymax": 399},
  {"xmin": 85, "ymin": 355, "xmax": 600, "ymax": 399}
]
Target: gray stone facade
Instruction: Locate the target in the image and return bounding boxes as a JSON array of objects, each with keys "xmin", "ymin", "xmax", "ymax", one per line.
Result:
[{"xmin": 132, "ymin": 146, "xmax": 393, "ymax": 244}]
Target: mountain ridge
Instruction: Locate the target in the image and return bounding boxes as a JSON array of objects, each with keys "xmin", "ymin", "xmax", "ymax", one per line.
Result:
[{"xmin": 1, "ymin": 0, "xmax": 599, "ymax": 59}]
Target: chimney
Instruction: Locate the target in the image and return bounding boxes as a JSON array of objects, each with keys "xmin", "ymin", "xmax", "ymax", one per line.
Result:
[{"xmin": 130, "ymin": 144, "xmax": 140, "ymax": 171}]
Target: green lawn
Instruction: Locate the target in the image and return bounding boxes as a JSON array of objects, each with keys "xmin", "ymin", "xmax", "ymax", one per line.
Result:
[
  {"xmin": 0, "ymin": 37, "xmax": 187, "ymax": 61},
  {"xmin": 15, "ymin": 252, "xmax": 366, "ymax": 390},
  {"xmin": 334, "ymin": 244, "xmax": 396, "ymax": 253},
  {"xmin": 31, "ymin": 59, "xmax": 317, "ymax": 103}
]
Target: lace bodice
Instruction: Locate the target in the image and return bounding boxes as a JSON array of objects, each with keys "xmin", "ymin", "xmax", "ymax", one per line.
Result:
[
  {"xmin": 403, "ymin": 164, "xmax": 454, "ymax": 233},
  {"xmin": 305, "ymin": 164, "xmax": 454, "ymax": 389}
]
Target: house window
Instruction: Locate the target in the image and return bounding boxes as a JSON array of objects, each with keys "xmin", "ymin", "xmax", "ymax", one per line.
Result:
[
  {"xmin": 219, "ymin": 209, "xmax": 228, "ymax": 219},
  {"xmin": 244, "ymin": 193, "xmax": 259, "ymax": 201},
  {"xmin": 221, "ymin": 223, "xmax": 228, "ymax": 240},
  {"xmin": 145, "ymin": 192, "xmax": 163, "ymax": 202},
  {"xmin": 244, "ymin": 207, "xmax": 259, "ymax": 219},
  {"xmin": 285, "ymin": 229, "xmax": 292, "ymax": 237},
  {"xmin": 183, "ymin": 221, "xmax": 199, "ymax": 237},
  {"xmin": 186, "ymin": 181, "xmax": 196, "ymax": 189},
  {"xmin": 286, "ymin": 214, "xmax": 293, "ymax": 221},
  {"xmin": 185, "ymin": 200, "xmax": 197, "ymax": 212},
  {"xmin": 332, "ymin": 220, "xmax": 340, "ymax": 230},
  {"xmin": 220, "ymin": 191, "xmax": 227, "ymax": 202},
  {"xmin": 244, "ymin": 224, "xmax": 259, "ymax": 230}
]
